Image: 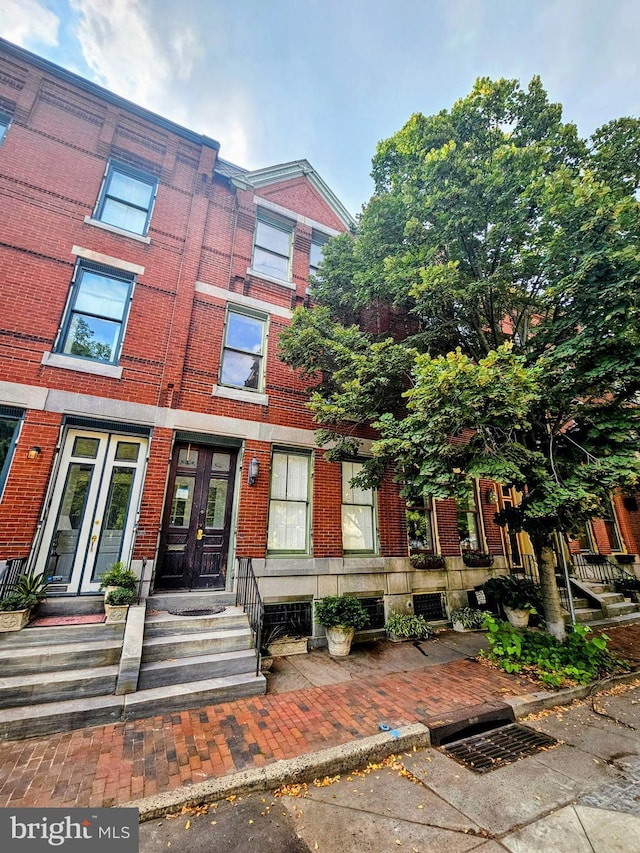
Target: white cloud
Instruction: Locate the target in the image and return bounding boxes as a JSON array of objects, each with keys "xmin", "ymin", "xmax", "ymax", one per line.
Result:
[{"xmin": 0, "ymin": 0, "xmax": 60, "ymax": 48}]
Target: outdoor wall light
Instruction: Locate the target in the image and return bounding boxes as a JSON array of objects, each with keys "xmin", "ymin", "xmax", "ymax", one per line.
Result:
[
  {"xmin": 27, "ymin": 446, "xmax": 41, "ymax": 461},
  {"xmin": 486, "ymin": 488, "xmax": 499, "ymax": 505},
  {"xmin": 248, "ymin": 456, "xmax": 260, "ymax": 486}
]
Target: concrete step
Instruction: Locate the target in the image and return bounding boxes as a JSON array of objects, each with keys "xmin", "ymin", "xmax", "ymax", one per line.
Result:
[
  {"xmin": 570, "ymin": 597, "xmax": 589, "ymax": 609},
  {"xmin": 568, "ymin": 606, "xmax": 603, "ymax": 624},
  {"xmin": 141, "ymin": 626, "xmax": 253, "ymax": 663},
  {"xmin": 602, "ymin": 600, "xmax": 640, "ymax": 618},
  {"xmin": 0, "ymin": 622, "xmax": 124, "ymax": 647},
  {"xmin": 0, "ymin": 695, "xmax": 124, "ymax": 741},
  {"xmin": 137, "ymin": 648, "xmax": 257, "ymax": 689},
  {"xmin": 37, "ymin": 596, "xmax": 105, "ymax": 617},
  {"xmin": 143, "ymin": 607, "xmax": 248, "ymax": 638},
  {"xmin": 0, "ymin": 664, "xmax": 119, "ymax": 708},
  {"xmin": 122, "ymin": 672, "xmax": 267, "ymax": 720},
  {"xmin": 1, "ymin": 637, "xmax": 124, "ymax": 676},
  {"xmin": 148, "ymin": 591, "xmax": 236, "ymax": 611},
  {"xmin": 599, "ymin": 592, "xmax": 625, "ymax": 605}
]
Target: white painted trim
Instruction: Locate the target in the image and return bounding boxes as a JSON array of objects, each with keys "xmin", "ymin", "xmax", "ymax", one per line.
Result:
[
  {"xmin": 195, "ymin": 282, "xmax": 292, "ymax": 319},
  {"xmin": 255, "ymin": 197, "xmax": 341, "ymax": 237},
  {"xmin": 83, "ymin": 217, "xmax": 151, "ymax": 245},
  {"xmin": 246, "ymin": 267, "xmax": 296, "ymax": 290},
  {"xmin": 71, "ymin": 244, "xmax": 145, "ymax": 275},
  {"xmin": 41, "ymin": 351, "xmax": 124, "ymax": 379},
  {"xmin": 212, "ymin": 384, "xmax": 269, "ymax": 407}
]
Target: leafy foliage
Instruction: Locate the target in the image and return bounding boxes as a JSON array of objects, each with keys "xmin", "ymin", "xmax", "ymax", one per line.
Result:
[
  {"xmin": 314, "ymin": 595, "xmax": 369, "ymax": 630},
  {"xmin": 99, "ymin": 562, "xmax": 137, "ymax": 591},
  {"xmin": 105, "ymin": 587, "xmax": 137, "ymax": 606},
  {"xmin": 0, "ymin": 590, "xmax": 39, "ymax": 611},
  {"xmin": 450, "ymin": 607, "xmax": 486, "ymax": 629},
  {"xmin": 483, "ymin": 575, "xmax": 543, "ymax": 611},
  {"xmin": 385, "ymin": 612, "xmax": 434, "ymax": 640},
  {"xmin": 481, "ymin": 616, "xmax": 628, "ymax": 687}
]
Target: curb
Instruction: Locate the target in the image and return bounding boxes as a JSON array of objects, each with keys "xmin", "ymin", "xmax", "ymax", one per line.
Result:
[
  {"xmin": 129, "ymin": 722, "xmax": 431, "ymax": 822},
  {"xmin": 506, "ymin": 670, "xmax": 640, "ymax": 718}
]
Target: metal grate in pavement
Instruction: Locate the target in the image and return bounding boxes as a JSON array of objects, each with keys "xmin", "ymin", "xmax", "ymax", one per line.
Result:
[{"xmin": 440, "ymin": 723, "xmax": 559, "ymax": 773}]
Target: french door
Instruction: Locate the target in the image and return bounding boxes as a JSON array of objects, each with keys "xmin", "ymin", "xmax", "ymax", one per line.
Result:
[
  {"xmin": 156, "ymin": 443, "xmax": 237, "ymax": 590},
  {"xmin": 36, "ymin": 430, "xmax": 148, "ymax": 593}
]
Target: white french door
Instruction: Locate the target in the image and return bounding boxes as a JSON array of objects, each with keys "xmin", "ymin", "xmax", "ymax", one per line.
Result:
[{"xmin": 36, "ymin": 429, "xmax": 147, "ymax": 593}]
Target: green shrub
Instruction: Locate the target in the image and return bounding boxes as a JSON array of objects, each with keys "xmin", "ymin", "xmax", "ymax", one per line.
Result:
[
  {"xmin": 410, "ymin": 553, "xmax": 446, "ymax": 570},
  {"xmin": 99, "ymin": 562, "xmax": 137, "ymax": 590},
  {"xmin": 481, "ymin": 615, "xmax": 629, "ymax": 687},
  {"xmin": 314, "ymin": 595, "xmax": 369, "ymax": 630},
  {"xmin": 15, "ymin": 568, "xmax": 49, "ymax": 602},
  {"xmin": 385, "ymin": 612, "xmax": 434, "ymax": 640},
  {"xmin": 0, "ymin": 590, "xmax": 38, "ymax": 611},
  {"xmin": 450, "ymin": 607, "xmax": 486, "ymax": 629},
  {"xmin": 483, "ymin": 575, "xmax": 542, "ymax": 611},
  {"xmin": 105, "ymin": 587, "xmax": 137, "ymax": 606}
]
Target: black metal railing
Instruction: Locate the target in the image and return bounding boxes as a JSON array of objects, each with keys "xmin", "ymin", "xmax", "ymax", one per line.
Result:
[
  {"xmin": 0, "ymin": 557, "xmax": 27, "ymax": 600},
  {"xmin": 570, "ymin": 553, "xmax": 621, "ymax": 585},
  {"xmin": 235, "ymin": 557, "xmax": 264, "ymax": 676}
]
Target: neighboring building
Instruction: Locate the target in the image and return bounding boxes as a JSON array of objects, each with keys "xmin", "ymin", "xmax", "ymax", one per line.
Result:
[{"xmin": 0, "ymin": 35, "xmax": 638, "ymax": 652}]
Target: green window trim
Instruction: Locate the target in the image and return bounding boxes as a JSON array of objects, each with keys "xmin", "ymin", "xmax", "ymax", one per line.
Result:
[
  {"xmin": 220, "ymin": 305, "xmax": 268, "ymax": 393},
  {"xmin": 267, "ymin": 449, "xmax": 312, "ymax": 554},
  {"xmin": 252, "ymin": 213, "xmax": 294, "ymax": 281},
  {"xmin": 94, "ymin": 159, "xmax": 158, "ymax": 237},
  {"xmin": 0, "ymin": 407, "xmax": 24, "ymax": 498}
]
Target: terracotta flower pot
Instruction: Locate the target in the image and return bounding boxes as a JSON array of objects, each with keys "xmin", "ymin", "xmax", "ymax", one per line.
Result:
[{"xmin": 325, "ymin": 625, "xmax": 355, "ymax": 658}]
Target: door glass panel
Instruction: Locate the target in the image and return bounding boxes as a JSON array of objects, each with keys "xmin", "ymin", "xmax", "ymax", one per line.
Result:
[
  {"xmin": 206, "ymin": 479, "xmax": 228, "ymax": 528},
  {"xmin": 45, "ymin": 462, "xmax": 94, "ymax": 582},
  {"xmin": 211, "ymin": 452, "xmax": 231, "ymax": 472},
  {"xmin": 177, "ymin": 447, "xmax": 198, "ymax": 468},
  {"xmin": 92, "ymin": 467, "xmax": 135, "ymax": 581},
  {"xmin": 115, "ymin": 442, "xmax": 139, "ymax": 462},
  {"xmin": 72, "ymin": 437, "xmax": 100, "ymax": 458},
  {"xmin": 170, "ymin": 476, "xmax": 195, "ymax": 526}
]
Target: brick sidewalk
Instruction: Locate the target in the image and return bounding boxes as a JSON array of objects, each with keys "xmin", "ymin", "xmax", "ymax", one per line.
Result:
[{"xmin": 0, "ymin": 658, "xmax": 537, "ymax": 809}]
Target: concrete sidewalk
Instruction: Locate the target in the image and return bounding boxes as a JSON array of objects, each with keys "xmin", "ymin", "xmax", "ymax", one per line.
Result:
[{"xmin": 1, "ymin": 623, "xmax": 639, "ymax": 844}]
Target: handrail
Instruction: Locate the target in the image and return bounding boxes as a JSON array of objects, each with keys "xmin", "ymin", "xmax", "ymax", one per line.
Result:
[{"xmin": 235, "ymin": 557, "xmax": 264, "ymax": 676}]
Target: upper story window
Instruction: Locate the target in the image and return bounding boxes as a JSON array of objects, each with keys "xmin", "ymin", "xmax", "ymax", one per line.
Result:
[
  {"xmin": 0, "ymin": 112, "xmax": 10, "ymax": 146},
  {"xmin": 252, "ymin": 214, "xmax": 293, "ymax": 281},
  {"xmin": 406, "ymin": 498, "xmax": 434, "ymax": 553},
  {"xmin": 457, "ymin": 488, "xmax": 481, "ymax": 552},
  {"xmin": 0, "ymin": 407, "xmax": 23, "ymax": 497},
  {"xmin": 309, "ymin": 232, "xmax": 328, "ymax": 279},
  {"xmin": 341, "ymin": 461, "xmax": 376, "ymax": 552},
  {"xmin": 56, "ymin": 261, "xmax": 135, "ymax": 364},
  {"xmin": 220, "ymin": 306, "xmax": 267, "ymax": 391},
  {"xmin": 94, "ymin": 160, "xmax": 157, "ymax": 236},
  {"xmin": 267, "ymin": 450, "xmax": 311, "ymax": 552}
]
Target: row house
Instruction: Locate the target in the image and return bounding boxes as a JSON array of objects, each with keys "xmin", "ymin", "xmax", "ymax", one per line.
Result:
[{"xmin": 0, "ymin": 36, "xmax": 638, "ymax": 661}]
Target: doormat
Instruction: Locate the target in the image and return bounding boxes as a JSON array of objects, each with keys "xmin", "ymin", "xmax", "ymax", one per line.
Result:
[
  {"xmin": 28, "ymin": 614, "xmax": 107, "ymax": 627},
  {"xmin": 167, "ymin": 607, "xmax": 226, "ymax": 617}
]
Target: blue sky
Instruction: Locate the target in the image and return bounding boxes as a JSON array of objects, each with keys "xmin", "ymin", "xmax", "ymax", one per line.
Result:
[{"xmin": 2, "ymin": 0, "xmax": 640, "ymax": 216}]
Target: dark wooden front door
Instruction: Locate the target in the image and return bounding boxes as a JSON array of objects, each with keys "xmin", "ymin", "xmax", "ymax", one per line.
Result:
[{"xmin": 156, "ymin": 443, "xmax": 237, "ymax": 589}]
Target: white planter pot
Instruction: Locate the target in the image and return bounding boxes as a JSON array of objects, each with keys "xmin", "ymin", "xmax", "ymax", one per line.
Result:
[
  {"xmin": 325, "ymin": 625, "xmax": 355, "ymax": 658},
  {"xmin": 0, "ymin": 608, "xmax": 30, "ymax": 631},
  {"xmin": 267, "ymin": 637, "xmax": 308, "ymax": 657},
  {"xmin": 452, "ymin": 619, "xmax": 467, "ymax": 633},
  {"xmin": 504, "ymin": 606, "xmax": 530, "ymax": 628},
  {"xmin": 104, "ymin": 603, "xmax": 129, "ymax": 624}
]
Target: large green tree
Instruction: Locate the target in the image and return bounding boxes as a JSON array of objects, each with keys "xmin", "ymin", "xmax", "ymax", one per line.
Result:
[{"xmin": 280, "ymin": 77, "xmax": 640, "ymax": 639}]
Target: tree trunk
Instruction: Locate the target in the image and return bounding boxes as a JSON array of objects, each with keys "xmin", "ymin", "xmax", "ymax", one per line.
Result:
[{"xmin": 531, "ymin": 534, "xmax": 566, "ymax": 641}]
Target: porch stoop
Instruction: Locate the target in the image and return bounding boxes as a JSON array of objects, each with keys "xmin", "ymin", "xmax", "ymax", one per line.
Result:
[
  {"xmin": 0, "ymin": 595, "xmax": 265, "ymax": 741},
  {"xmin": 564, "ymin": 577, "xmax": 640, "ymax": 625}
]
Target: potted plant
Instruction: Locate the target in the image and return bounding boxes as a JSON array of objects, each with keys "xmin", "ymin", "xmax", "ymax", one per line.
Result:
[
  {"xmin": 410, "ymin": 553, "xmax": 446, "ymax": 570},
  {"xmin": 450, "ymin": 606, "xmax": 486, "ymax": 632},
  {"xmin": 99, "ymin": 562, "xmax": 137, "ymax": 600},
  {"xmin": 462, "ymin": 550, "xmax": 494, "ymax": 568},
  {"xmin": 104, "ymin": 586, "xmax": 137, "ymax": 623},
  {"xmin": 615, "ymin": 554, "xmax": 636, "ymax": 565},
  {"xmin": 314, "ymin": 595, "xmax": 369, "ymax": 658},
  {"xmin": 385, "ymin": 612, "xmax": 434, "ymax": 642},
  {"xmin": 0, "ymin": 590, "xmax": 38, "ymax": 631},
  {"xmin": 261, "ymin": 623, "xmax": 308, "ymax": 659},
  {"xmin": 483, "ymin": 575, "xmax": 541, "ymax": 628}
]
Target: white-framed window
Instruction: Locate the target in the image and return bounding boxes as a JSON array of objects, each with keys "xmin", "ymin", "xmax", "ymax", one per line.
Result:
[
  {"xmin": 309, "ymin": 232, "xmax": 328, "ymax": 279},
  {"xmin": 220, "ymin": 306, "xmax": 267, "ymax": 391},
  {"xmin": 94, "ymin": 160, "xmax": 158, "ymax": 236},
  {"xmin": 267, "ymin": 450, "xmax": 311, "ymax": 552},
  {"xmin": 55, "ymin": 261, "xmax": 135, "ymax": 364},
  {"xmin": 341, "ymin": 461, "xmax": 376, "ymax": 552},
  {"xmin": 252, "ymin": 214, "xmax": 293, "ymax": 281},
  {"xmin": 0, "ymin": 112, "xmax": 10, "ymax": 146},
  {"xmin": 0, "ymin": 406, "xmax": 23, "ymax": 498},
  {"xmin": 457, "ymin": 488, "xmax": 481, "ymax": 552},
  {"xmin": 406, "ymin": 498, "xmax": 434, "ymax": 553}
]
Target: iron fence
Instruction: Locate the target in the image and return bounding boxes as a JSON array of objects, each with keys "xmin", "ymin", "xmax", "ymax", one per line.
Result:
[
  {"xmin": 235, "ymin": 557, "xmax": 264, "ymax": 676},
  {"xmin": 571, "ymin": 553, "xmax": 622, "ymax": 585},
  {"xmin": 0, "ymin": 557, "xmax": 27, "ymax": 600}
]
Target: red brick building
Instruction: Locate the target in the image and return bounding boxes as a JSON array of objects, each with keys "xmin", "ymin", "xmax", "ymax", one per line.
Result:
[{"xmin": 0, "ymin": 37, "xmax": 638, "ymax": 641}]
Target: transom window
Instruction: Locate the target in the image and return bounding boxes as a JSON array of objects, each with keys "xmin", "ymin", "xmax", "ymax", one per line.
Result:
[
  {"xmin": 56, "ymin": 262, "xmax": 134, "ymax": 364},
  {"xmin": 341, "ymin": 461, "xmax": 376, "ymax": 552},
  {"xmin": 252, "ymin": 214, "xmax": 293, "ymax": 280},
  {"xmin": 0, "ymin": 113, "xmax": 10, "ymax": 146},
  {"xmin": 267, "ymin": 451, "xmax": 311, "ymax": 552},
  {"xmin": 220, "ymin": 307, "xmax": 267, "ymax": 391},
  {"xmin": 95, "ymin": 161, "xmax": 157, "ymax": 236},
  {"xmin": 0, "ymin": 407, "xmax": 23, "ymax": 496}
]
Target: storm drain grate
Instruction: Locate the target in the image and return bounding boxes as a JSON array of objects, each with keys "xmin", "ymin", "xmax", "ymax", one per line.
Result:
[{"xmin": 440, "ymin": 723, "xmax": 559, "ymax": 773}]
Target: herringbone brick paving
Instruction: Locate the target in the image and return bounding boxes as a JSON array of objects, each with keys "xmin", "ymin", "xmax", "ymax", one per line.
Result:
[{"xmin": 0, "ymin": 658, "xmax": 535, "ymax": 808}]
